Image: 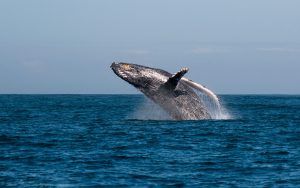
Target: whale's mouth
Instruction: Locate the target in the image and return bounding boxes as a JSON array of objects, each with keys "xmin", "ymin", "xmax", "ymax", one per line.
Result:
[{"xmin": 111, "ymin": 62, "xmax": 129, "ymax": 80}]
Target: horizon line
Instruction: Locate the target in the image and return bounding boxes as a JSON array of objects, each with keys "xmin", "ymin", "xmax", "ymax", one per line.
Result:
[{"xmin": 0, "ymin": 93, "xmax": 299, "ymax": 96}]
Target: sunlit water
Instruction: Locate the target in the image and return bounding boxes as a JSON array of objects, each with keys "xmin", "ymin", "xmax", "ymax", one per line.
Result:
[{"xmin": 0, "ymin": 95, "xmax": 300, "ymax": 187}]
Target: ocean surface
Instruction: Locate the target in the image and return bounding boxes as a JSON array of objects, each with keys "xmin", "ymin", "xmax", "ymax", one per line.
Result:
[{"xmin": 0, "ymin": 94, "xmax": 299, "ymax": 187}]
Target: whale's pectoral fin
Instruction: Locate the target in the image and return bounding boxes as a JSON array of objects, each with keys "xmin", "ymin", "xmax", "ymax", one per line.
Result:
[{"xmin": 163, "ymin": 67, "xmax": 189, "ymax": 90}]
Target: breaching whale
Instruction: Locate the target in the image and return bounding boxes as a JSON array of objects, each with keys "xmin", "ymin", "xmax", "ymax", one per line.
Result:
[{"xmin": 111, "ymin": 62, "xmax": 220, "ymax": 120}]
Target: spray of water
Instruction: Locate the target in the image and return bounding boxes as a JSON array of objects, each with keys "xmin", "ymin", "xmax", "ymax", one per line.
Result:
[
  {"xmin": 193, "ymin": 89, "xmax": 231, "ymax": 119},
  {"xmin": 129, "ymin": 98, "xmax": 172, "ymax": 120}
]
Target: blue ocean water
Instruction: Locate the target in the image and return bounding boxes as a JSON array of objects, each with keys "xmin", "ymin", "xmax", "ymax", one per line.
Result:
[{"xmin": 0, "ymin": 94, "xmax": 299, "ymax": 187}]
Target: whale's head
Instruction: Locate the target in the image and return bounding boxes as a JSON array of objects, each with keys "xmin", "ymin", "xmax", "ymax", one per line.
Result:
[{"xmin": 111, "ymin": 62, "xmax": 169, "ymax": 90}]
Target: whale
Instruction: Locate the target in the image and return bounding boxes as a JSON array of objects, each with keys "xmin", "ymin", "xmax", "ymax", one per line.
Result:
[{"xmin": 111, "ymin": 62, "xmax": 220, "ymax": 120}]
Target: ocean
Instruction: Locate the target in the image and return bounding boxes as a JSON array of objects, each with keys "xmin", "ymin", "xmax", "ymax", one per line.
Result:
[{"xmin": 0, "ymin": 94, "xmax": 299, "ymax": 187}]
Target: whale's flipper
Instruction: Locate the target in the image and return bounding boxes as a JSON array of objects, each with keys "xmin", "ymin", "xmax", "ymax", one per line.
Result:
[{"xmin": 164, "ymin": 67, "xmax": 189, "ymax": 90}]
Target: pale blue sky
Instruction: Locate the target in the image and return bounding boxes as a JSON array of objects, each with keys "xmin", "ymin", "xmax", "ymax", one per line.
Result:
[{"xmin": 0, "ymin": 0, "xmax": 299, "ymax": 94}]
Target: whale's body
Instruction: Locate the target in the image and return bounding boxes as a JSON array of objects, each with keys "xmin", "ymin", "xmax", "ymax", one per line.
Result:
[{"xmin": 111, "ymin": 62, "xmax": 214, "ymax": 120}]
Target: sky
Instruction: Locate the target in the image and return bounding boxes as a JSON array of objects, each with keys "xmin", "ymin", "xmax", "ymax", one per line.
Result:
[{"xmin": 0, "ymin": 0, "xmax": 300, "ymax": 94}]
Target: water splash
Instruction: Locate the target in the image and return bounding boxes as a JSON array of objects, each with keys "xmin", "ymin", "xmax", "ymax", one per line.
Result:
[
  {"xmin": 193, "ymin": 89, "xmax": 232, "ymax": 120},
  {"xmin": 128, "ymin": 98, "xmax": 172, "ymax": 120},
  {"xmin": 130, "ymin": 93, "xmax": 231, "ymax": 120}
]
